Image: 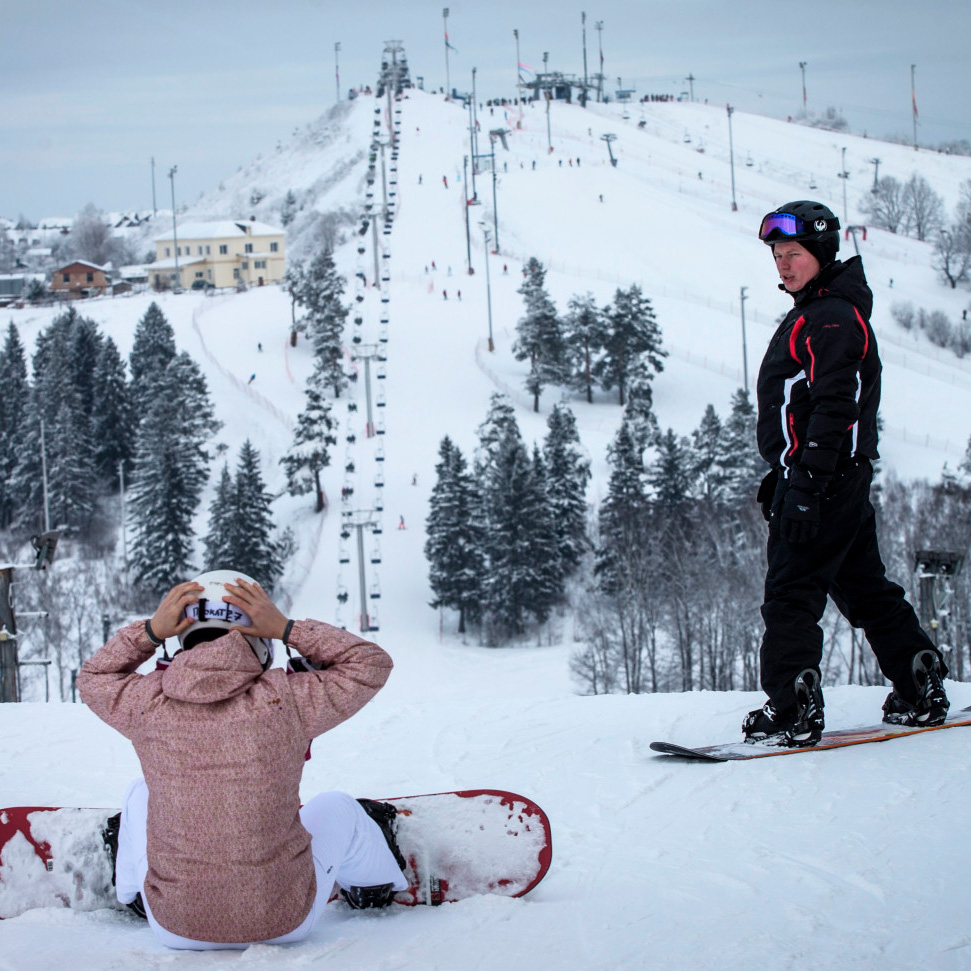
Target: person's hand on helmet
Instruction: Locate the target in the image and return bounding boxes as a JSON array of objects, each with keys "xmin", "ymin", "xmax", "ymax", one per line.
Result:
[
  {"xmin": 149, "ymin": 581, "xmax": 204, "ymax": 641},
  {"xmin": 222, "ymin": 576, "xmax": 289, "ymax": 641}
]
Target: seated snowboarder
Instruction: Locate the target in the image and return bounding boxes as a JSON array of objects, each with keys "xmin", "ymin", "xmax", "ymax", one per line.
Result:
[{"xmin": 78, "ymin": 570, "xmax": 407, "ymax": 950}]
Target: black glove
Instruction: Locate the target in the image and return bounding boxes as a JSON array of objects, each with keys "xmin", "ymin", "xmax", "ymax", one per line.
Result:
[
  {"xmin": 756, "ymin": 468, "xmax": 780, "ymax": 523},
  {"xmin": 779, "ymin": 466, "xmax": 831, "ymax": 544}
]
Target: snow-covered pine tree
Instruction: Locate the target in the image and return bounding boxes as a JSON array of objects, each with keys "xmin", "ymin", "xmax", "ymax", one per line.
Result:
[
  {"xmin": 290, "ymin": 249, "xmax": 349, "ymax": 397},
  {"xmin": 0, "ymin": 323, "xmax": 29, "ymax": 530},
  {"xmin": 229, "ymin": 439, "xmax": 283, "ymax": 591},
  {"xmin": 10, "ymin": 308, "xmax": 102, "ymax": 536},
  {"xmin": 563, "ymin": 292, "xmax": 605, "ymax": 404},
  {"xmin": 128, "ymin": 352, "xmax": 220, "ymax": 600},
  {"xmin": 424, "ymin": 436, "xmax": 486, "ymax": 633},
  {"xmin": 129, "ymin": 301, "xmax": 177, "ymax": 413},
  {"xmin": 623, "ymin": 376, "xmax": 661, "ymax": 454},
  {"xmin": 595, "ymin": 416, "xmax": 648, "ymax": 593},
  {"xmin": 481, "ymin": 426, "xmax": 561, "ymax": 638},
  {"xmin": 280, "ymin": 364, "xmax": 337, "ymax": 512},
  {"xmin": 203, "ymin": 464, "xmax": 237, "ymax": 571},
  {"xmin": 650, "ymin": 428, "xmax": 692, "ymax": 520},
  {"xmin": 280, "ymin": 190, "xmax": 298, "ymax": 227},
  {"xmin": 91, "ymin": 337, "xmax": 134, "ymax": 490},
  {"xmin": 474, "ymin": 393, "xmax": 519, "ymax": 480},
  {"xmin": 594, "ymin": 284, "xmax": 666, "ymax": 406},
  {"xmin": 691, "ymin": 404, "xmax": 727, "ymax": 506},
  {"xmin": 718, "ymin": 388, "xmax": 768, "ymax": 507},
  {"xmin": 543, "ymin": 403, "xmax": 591, "ymax": 577},
  {"xmin": 513, "ymin": 257, "xmax": 567, "ymax": 411}
]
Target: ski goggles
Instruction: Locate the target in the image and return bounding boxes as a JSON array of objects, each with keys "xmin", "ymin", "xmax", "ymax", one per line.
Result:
[{"xmin": 759, "ymin": 211, "xmax": 839, "ymax": 242}]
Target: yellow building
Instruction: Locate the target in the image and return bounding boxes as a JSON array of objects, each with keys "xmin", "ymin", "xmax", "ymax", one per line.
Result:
[{"xmin": 151, "ymin": 218, "xmax": 285, "ymax": 290}]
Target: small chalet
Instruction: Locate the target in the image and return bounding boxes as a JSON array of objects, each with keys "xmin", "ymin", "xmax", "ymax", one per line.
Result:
[{"xmin": 50, "ymin": 260, "xmax": 111, "ymax": 298}]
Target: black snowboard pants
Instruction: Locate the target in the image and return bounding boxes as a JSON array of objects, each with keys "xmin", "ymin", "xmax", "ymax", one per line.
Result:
[{"xmin": 760, "ymin": 458, "xmax": 943, "ymax": 710}]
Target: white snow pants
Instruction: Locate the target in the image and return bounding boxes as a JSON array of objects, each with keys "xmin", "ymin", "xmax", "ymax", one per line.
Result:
[{"xmin": 115, "ymin": 778, "xmax": 408, "ymax": 950}]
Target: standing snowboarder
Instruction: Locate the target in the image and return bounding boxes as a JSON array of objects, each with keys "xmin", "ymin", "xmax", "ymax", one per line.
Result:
[
  {"xmin": 744, "ymin": 200, "xmax": 949, "ymax": 748},
  {"xmin": 77, "ymin": 571, "xmax": 406, "ymax": 949}
]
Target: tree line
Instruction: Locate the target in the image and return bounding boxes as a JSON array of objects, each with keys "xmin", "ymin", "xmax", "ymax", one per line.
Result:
[{"xmin": 0, "ymin": 303, "xmax": 287, "ymax": 609}]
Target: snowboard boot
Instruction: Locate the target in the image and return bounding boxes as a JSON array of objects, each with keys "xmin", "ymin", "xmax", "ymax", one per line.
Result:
[
  {"xmin": 101, "ymin": 812, "xmax": 147, "ymax": 920},
  {"xmin": 882, "ymin": 649, "xmax": 950, "ymax": 727},
  {"xmin": 340, "ymin": 799, "xmax": 407, "ymax": 910},
  {"xmin": 743, "ymin": 669, "xmax": 825, "ymax": 747}
]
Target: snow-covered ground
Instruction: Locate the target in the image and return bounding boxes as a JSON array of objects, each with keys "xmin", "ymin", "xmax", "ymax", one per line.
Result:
[{"xmin": 2, "ymin": 87, "xmax": 971, "ymax": 969}]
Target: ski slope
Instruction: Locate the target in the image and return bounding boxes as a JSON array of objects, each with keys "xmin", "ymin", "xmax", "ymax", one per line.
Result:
[{"xmin": 2, "ymin": 88, "xmax": 971, "ymax": 969}]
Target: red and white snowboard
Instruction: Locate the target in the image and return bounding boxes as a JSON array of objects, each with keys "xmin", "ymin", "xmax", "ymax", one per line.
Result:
[{"xmin": 0, "ymin": 789, "xmax": 551, "ymax": 920}]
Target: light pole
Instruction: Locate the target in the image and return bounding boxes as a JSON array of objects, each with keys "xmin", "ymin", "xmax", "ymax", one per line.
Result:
[
  {"xmin": 838, "ymin": 146, "xmax": 849, "ymax": 224},
  {"xmin": 911, "ymin": 64, "xmax": 918, "ymax": 151},
  {"xmin": 799, "ymin": 61, "xmax": 807, "ymax": 113},
  {"xmin": 543, "ymin": 51, "xmax": 551, "ymax": 152},
  {"xmin": 480, "ymin": 223, "xmax": 495, "ymax": 351},
  {"xmin": 151, "ymin": 157, "xmax": 157, "ymax": 217},
  {"xmin": 869, "ymin": 157, "xmax": 881, "ymax": 193},
  {"xmin": 513, "ymin": 28, "xmax": 521, "ymax": 102},
  {"xmin": 489, "ymin": 132, "xmax": 500, "ymax": 252},
  {"xmin": 581, "ymin": 12, "xmax": 588, "ymax": 107},
  {"xmin": 595, "ymin": 20, "xmax": 604, "ymax": 103},
  {"xmin": 467, "ymin": 91, "xmax": 478, "ymax": 201},
  {"xmin": 726, "ymin": 105, "xmax": 738, "ymax": 211},
  {"xmin": 463, "ymin": 154, "xmax": 473, "ymax": 274},
  {"xmin": 168, "ymin": 165, "xmax": 180, "ymax": 290},
  {"xmin": 739, "ymin": 286, "xmax": 749, "ymax": 394},
  {"xmin": 335, "ymin": 42, "xmax": 341, "ymax": 102},
  {"xmin": 443, "ymin": 8, "xmax": 451, "ymax": 97}
]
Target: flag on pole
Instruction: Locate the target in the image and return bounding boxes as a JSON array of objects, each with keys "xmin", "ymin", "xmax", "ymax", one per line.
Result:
[
  {"xmin": 518, "ymin": 61, "xmax": 535, "ymax": 80},
  {"xmin": 445, "ymin": 32, "xmax": 458, "ymax": 52},
  {"xmin": 912, "ymin": 88, "xmax": 919, "ymax": 119}
]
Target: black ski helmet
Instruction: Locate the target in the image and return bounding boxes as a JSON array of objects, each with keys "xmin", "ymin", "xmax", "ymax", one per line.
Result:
[{"xmin": 759, "ymin": 200, "xmax": 841, "ymax": 267}]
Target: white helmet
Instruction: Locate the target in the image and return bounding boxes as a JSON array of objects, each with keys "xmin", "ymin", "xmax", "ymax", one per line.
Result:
[{"xmin": 178, "ymin": 569, "xmax": 273, "ymax": 670}]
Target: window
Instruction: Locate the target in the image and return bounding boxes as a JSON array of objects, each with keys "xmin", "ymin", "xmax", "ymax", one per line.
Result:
[
  {"xmin": 241, "ymin": 261, "xmax": 249, "ymax": 269},
  {"xmin": 233, "ymin": 268, "xmax": 240, "ymax": 279},
  {"xmin": 195, "ymin": 271, "xmax": 203, "ymax": 279},
  {"xmin": 270, "ymin": 241, "xmax": 279, "ymax": 253},
  {"xmin": 197, "ymin": 246, "xmax": 203, "ymax": 256},
  {"xmin": 165, "ymin": 247, "xmax": 171, "ymax": 257},
  {"xmin": 205, "ymin": 245, "xmax": 211, "ymax": 255},
  {"xmin": 254, "ymin": 260, "xmax": 266, "ymax": 269},
  {"xmin": 244, "ymin": 243, "xmax": 253, "ymax": 254},
  {"xmin": 86, "ymin": 273, "xmax": 93, "ymax": 283},
  {"xmin": 62, "ymin": 273, "xmax": 69, "ymax": 283},
  {"xmin": 219, "ymin": 244, "xmax": 228, "ymax": 255}
]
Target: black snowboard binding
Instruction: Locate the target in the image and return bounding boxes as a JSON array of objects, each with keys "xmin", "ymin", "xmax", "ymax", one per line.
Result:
[
  {"xmin": 743, "ymin": 669, "xmax": 825, "ymax": 747},
  {"xmin": 101, "ymin": 812, "xmax": 147, "ymax": 919},
  {"xmin": 339, "ymin": 799, "xmax": 407, "ymax": 910},
  {"xmin": 882, "ymin": 649, "xmax": 950, "ymax": 727}
]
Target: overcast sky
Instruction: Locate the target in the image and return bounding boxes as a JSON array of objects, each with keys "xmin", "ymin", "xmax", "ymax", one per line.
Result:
[{"xmin": 3, "ymin": 0, "xmax": 969, "ymax": 220}]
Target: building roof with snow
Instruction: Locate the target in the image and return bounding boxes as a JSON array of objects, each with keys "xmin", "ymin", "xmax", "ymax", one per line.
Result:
[{"xmin": 154, "ymin": 219, "xmax": 283, "ymax": 243}]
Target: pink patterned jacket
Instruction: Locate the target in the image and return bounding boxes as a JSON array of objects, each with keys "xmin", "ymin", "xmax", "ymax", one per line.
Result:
[{"xmin": 77, "ymin": 619, "xmax": 392, "ymax": 943}]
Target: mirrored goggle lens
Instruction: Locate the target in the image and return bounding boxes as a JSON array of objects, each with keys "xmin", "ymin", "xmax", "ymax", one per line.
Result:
[{"xmin": 759, "ymin": 212, "xmax": 803, "ymax": 240}]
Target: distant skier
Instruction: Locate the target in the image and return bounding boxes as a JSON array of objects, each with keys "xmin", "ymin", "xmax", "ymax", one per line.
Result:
[
  {"xmin": 744, "ymin": 200, "xmax": 949, "ymax": 749},
  {"xmin": 442, "ymin": 289, "xmax": 448, "ymax": 300},
  {"xmin": 247, "ymin": 373, "xmax": 256, "ymax": 385},
  {"xmin": 398, "ymin": 516, "xmax": 406, "ymax": 529},
  {"xmin": 442, "ymin": 175, "xmax": 448, "ymax": 188},
  {"xmin": 257, "ymin": 342, "xmax": 263, "ymax": 352},
  {"xmin": 77, "ymin": 572, "xmax": 405, "ymax": 949}
]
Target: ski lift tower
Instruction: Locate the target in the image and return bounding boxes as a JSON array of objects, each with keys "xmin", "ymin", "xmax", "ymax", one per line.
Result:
[
  {"xmin": 914, "ymin": 550, "xmax": 965, "ymax": 653},
  {"xmin": 600, "ymin": 132, "xmax": 618, "ymax": 167},
  {"xmin": 350, "ymin": 344, "xmax": 382, "ymax": 437},
  {"xmin": 342, "ymin": 509, "xmax": 381, "ymax": 632},
  {"xmin": 0, "ymin": 530, "xmax": 61, "ymax": 703}
]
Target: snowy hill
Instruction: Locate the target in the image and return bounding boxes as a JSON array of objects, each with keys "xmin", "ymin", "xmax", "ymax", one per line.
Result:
[{"xmin": 3, "ymin": 88, "xmax": 971, "ymax": 969}]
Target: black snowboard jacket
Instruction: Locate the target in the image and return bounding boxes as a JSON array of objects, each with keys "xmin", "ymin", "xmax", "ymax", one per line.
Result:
[{"xmin": 756, "ymin": 256, "xmax": 880, "ymax": 478}]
